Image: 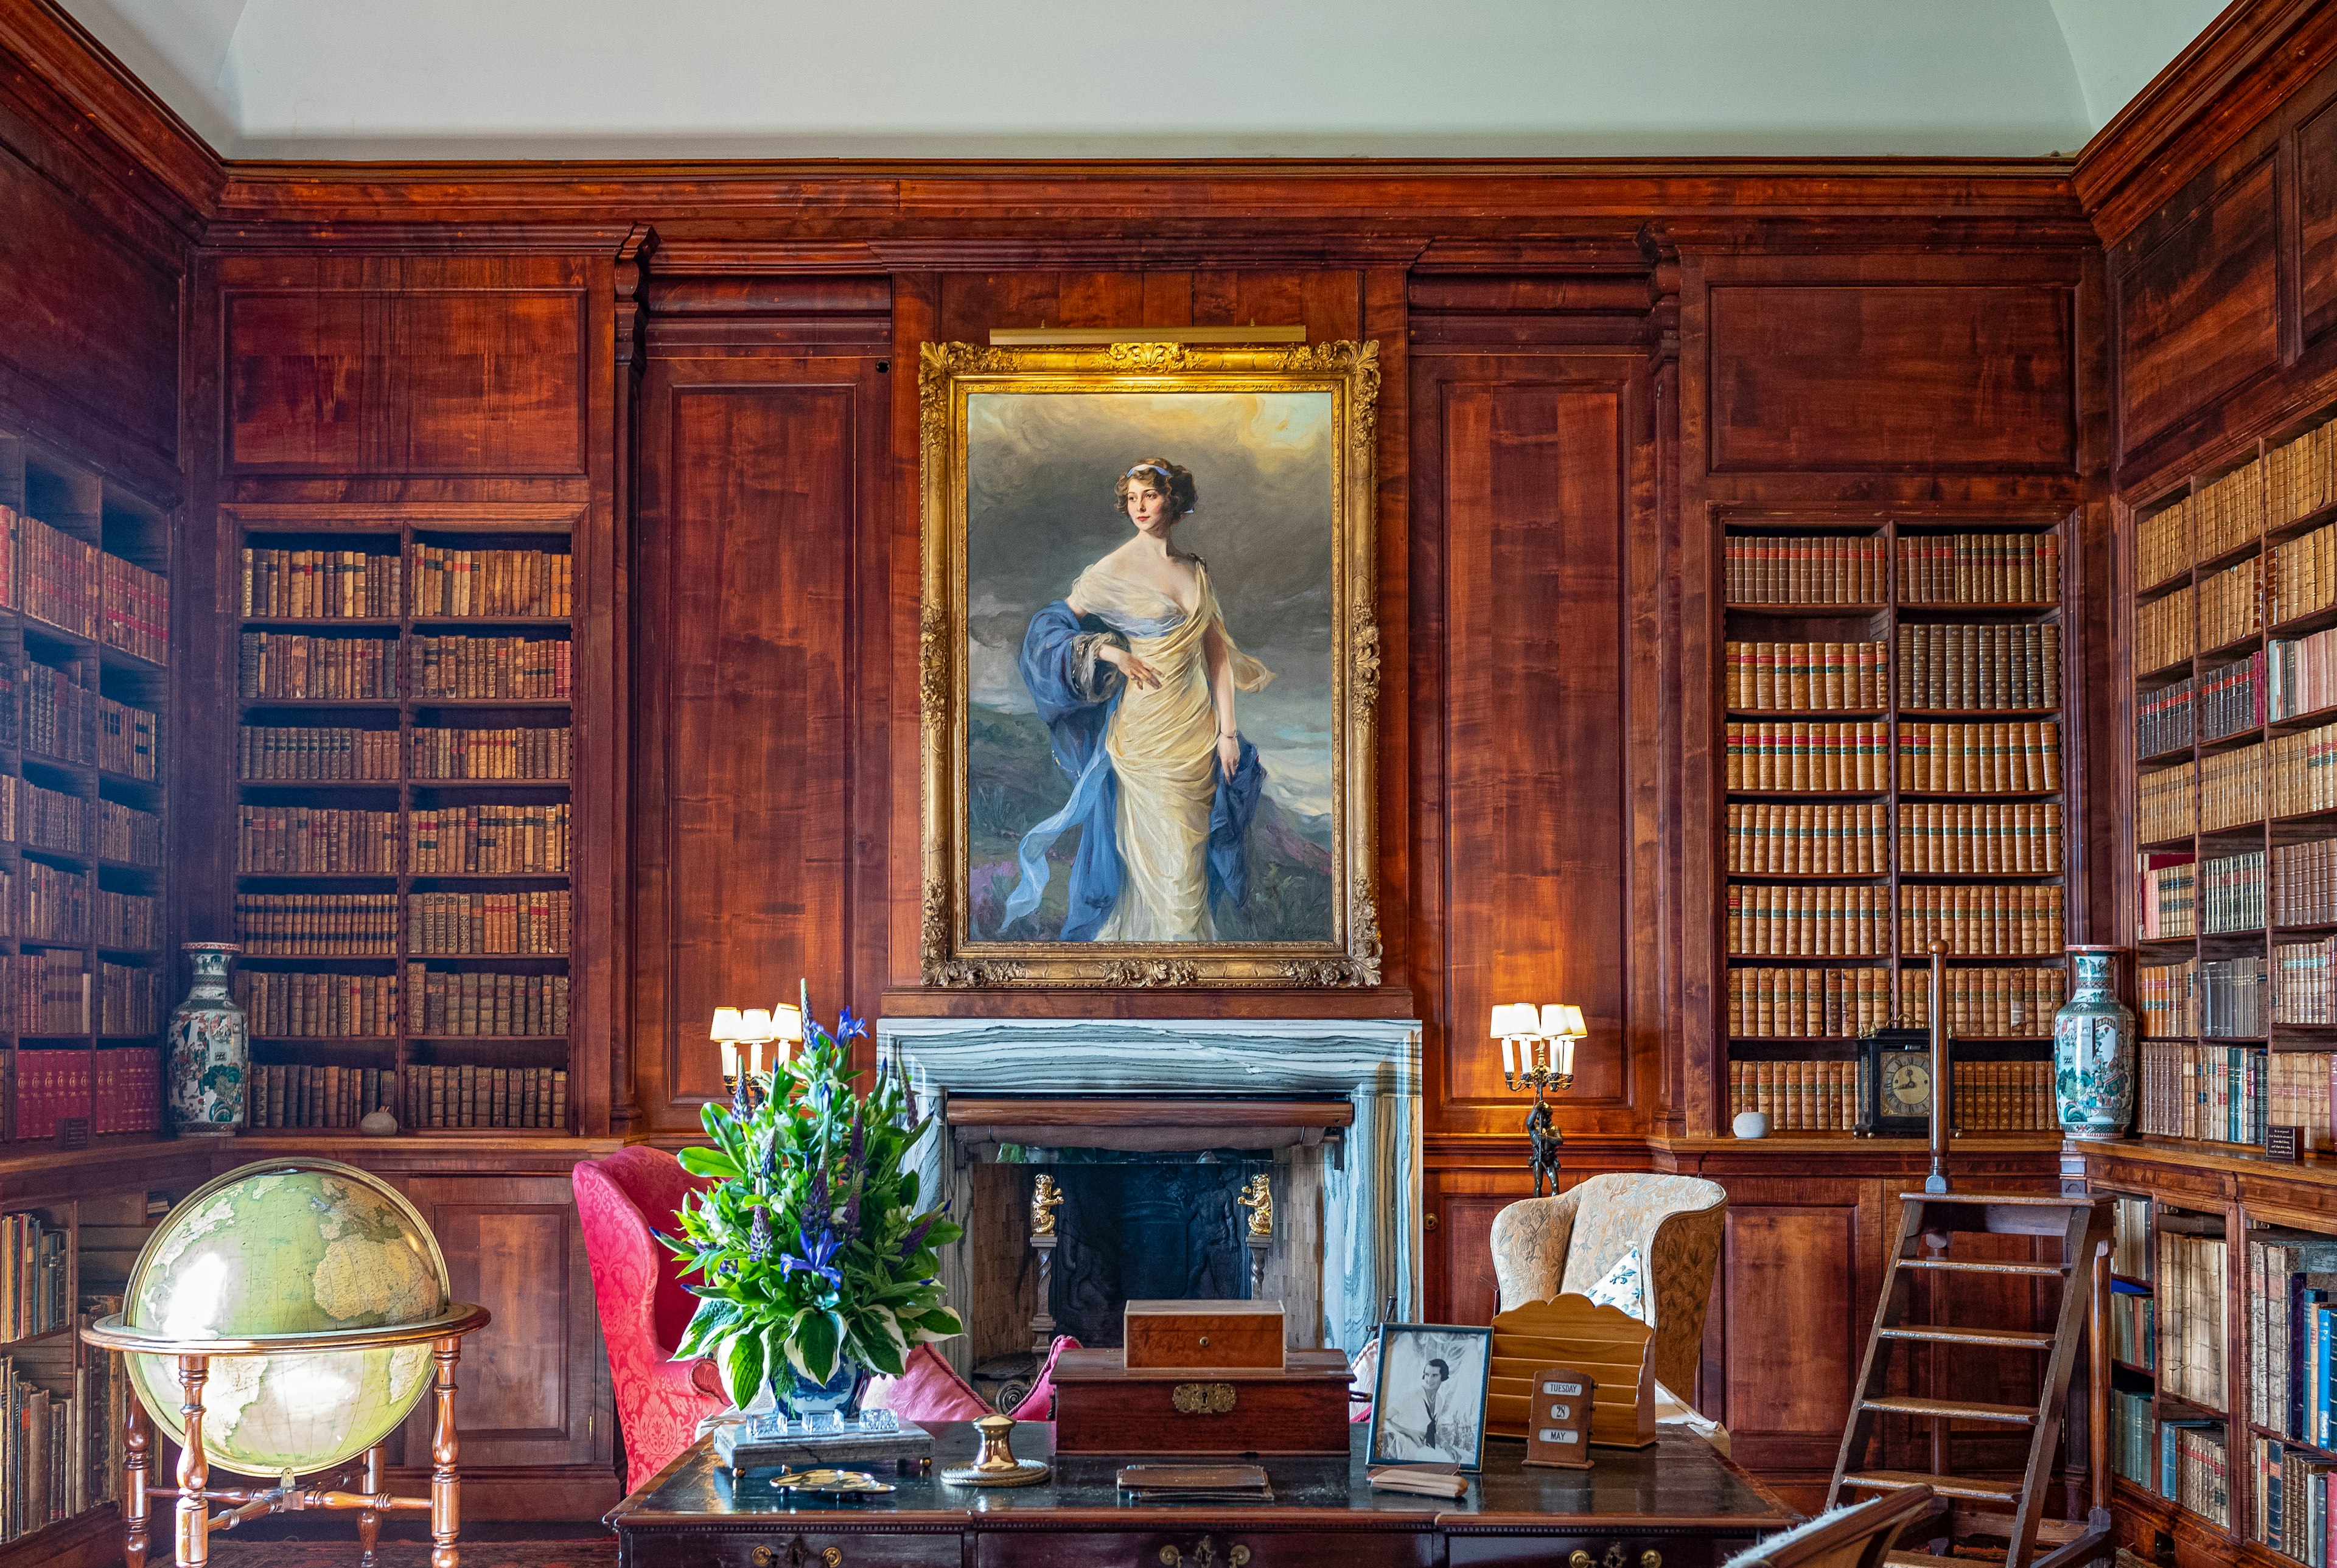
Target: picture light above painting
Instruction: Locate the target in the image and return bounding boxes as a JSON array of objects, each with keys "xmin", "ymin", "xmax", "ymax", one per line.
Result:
[{"xmin": 917, "ymin": 338, "xmax": 1383, "ymax": 989}]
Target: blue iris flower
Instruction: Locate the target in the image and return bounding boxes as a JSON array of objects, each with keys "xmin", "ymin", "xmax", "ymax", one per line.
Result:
[{"xmin": 781, "ymin": 1225, "xmax": 844, "ymax": 1287}]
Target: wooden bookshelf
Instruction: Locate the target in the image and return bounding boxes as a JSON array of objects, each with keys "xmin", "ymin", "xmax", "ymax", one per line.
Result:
[
  {"xmin": 227, "ymin": 507, "xmax": 575, "ymax": 1134},
  {"xmin": 1719, "ymin": 513, "xmax": 2072, "ymax": 1137},
  {"xmin": 0, "ymin": 430, "xmax": 172, "ymax": 1150}
]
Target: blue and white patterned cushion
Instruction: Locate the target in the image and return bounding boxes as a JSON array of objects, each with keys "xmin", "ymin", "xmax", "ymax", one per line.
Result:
[{"xmin": 1584, "ymin": 1245, "xmax": 1648, "ymax": 1321}]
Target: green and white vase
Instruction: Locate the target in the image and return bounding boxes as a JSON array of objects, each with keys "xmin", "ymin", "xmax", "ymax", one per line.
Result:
[
  {"xmin": 2053, "ymin": 946, "xmax": 2135, "ymax": 1140},
  {"xmin": 166, "ymin": 943, "xmax": 248, "ymax": 1136}
]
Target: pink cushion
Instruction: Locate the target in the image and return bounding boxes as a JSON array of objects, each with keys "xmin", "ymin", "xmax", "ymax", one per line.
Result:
[
  {"xmin": 1009, "ymin": 1334, "xmax": 1081, "ymax": 1422},
  {"xmin": 861, "ymin": 1343, "xmax": 993, "ymax": 1423}
]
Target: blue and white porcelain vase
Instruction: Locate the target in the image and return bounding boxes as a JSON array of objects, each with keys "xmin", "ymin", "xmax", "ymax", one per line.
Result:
[
  {"xmin": 166, "ymin": 943, "xmax": 248, "ymax": 1136},
  {"xmin": 2053, "ymin": 946, "xmax": 2135, "ymax": 1140}
]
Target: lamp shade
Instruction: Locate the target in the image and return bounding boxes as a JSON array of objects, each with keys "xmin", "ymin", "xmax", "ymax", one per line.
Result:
[
  {"xmin": 709, "ymin": 1006, "xmax": 746, "ymax": 1042},
  {"xmin": 738, "ymin": 1008, "xmax": 776, "ymax": 1042},
  {"xmin": 1542, "ymin": 1003, "xmax": 1587, "ymax": 1039},
  {"xmin": 772, "ymin": 1003, "xmax": 805, "ymax": 1043},
  {"xmin": 1490, "ymin": 1003, "xmax": 1539, "ymax": 1037}
]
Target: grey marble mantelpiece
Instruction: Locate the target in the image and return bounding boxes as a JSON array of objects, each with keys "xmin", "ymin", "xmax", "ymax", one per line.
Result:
[{"xmin": 876, "ymin": 1017, "xmax": 1422, "ymax": 1368}]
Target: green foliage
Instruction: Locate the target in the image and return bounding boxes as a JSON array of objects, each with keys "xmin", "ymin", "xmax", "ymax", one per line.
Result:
[{"xmin": 660, "ymin": 995, "xmax": 963, "ymax": 1395}]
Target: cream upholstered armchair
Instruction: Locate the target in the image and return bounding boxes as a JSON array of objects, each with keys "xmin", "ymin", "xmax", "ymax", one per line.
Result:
[{"xmin": 1488, "ymin": 1171, "xmax": 1727, "ymax": 1401}]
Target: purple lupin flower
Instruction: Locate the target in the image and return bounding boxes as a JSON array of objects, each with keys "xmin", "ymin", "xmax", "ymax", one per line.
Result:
[{"xmin": 747, "ymin": 1207, "xmax": 774, "ymax": 1264}]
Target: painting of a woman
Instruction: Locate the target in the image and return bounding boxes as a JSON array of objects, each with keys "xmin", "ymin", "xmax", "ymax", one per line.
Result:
[{"xmin": 1001, "ymin": 458, "xmax": 1274, "ymax": 941}]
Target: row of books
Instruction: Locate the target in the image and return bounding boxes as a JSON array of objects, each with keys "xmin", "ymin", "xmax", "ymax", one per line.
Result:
[
  {"xmin": 408, "ymin": 635, "xmax": 571, "ymax": 702},
  {"xmin": 406, "ymin": 1065, "xmax": 568, "ymax": 1129},
  {"xmin": 2271, "ymin": 624, "xmax": 2337, "ymax": 726},
  {"xmin": 2140, "ymin": 1043, "xmax": 2268, "ymax": 1141},
  {"xmin": 21, "ymin": 863, "xmax": 83, "ymax": 945},
  {"xmin": 1899, "ymin": 802, "xmax": 2066, "ymax": 873},
  {"xmin": 1726, "ymin": 966, "xmax": 1899, "ymax": 1039},
  {"xmin": 2268, "ymin": 1051, "xmax": 2337, "ymax": 1154},
  {"xmin": 0, "ymin": 1332, "xmax": 125, "ymax": 1543},
  {"xmin": 1724, "ymin": 722, "xmax": 1891, "ymax": 793},
  {"xmin": 2207, "ymin": 956, "xmax": 2274, "ymax": 1038},
  {"xmin": 232, "ymin": 970, "xmax": 401, "ymax": 1038},
  {"xmin": 2279, "ymin": 525, "xmax": 2337, "ymax": 630},
  {"xmin": 239, "ymin": 548, "xmax": 402, "ymax": 619},
  {"xmin": 93, "ymin": 695, "xmax": 155, "ymax": 781},
  {"xmin": 96, "ymin": 800, "xmax": 158, "ymax": 868},
  {"xmin": 1724, "ymin": 803, "xmax": 1888, "ymax": 874},
  {"xmin": 2261, "ymin": 834, "xmax": 2337, "ymax": 925},
  {"xmin": 1727, "ymin": 1059, "xmax": 1863, "ymax": 1130},
  {"xmin": 2253, "ymin": 1438, "xmax": 2337, "ymax": 1566},
  {"xmin": 2115, "ymin": 1196, "xmax": 2154, "ymax": 1278},
  {"xmin": 2199, "ymin": 559, "xmax": 2264, "ymax": 654},
  {"xmin": 1722, "ymin": 535, "xmax": 1885, "ymax": 605},
  {"xmin": 1895, "ymin": 883, "xmax": 2064, "ymax": 956},
  {"xmin": 408, "ymin": 804, "xmax": 570, "ymax": 876},
  {"xmin": 233, "ymin": 893, "xmax": 400, "ymax": 955},
  {"xmin": 1, "ymin": 953, "xmax": 92, "ymax": 1039},
  {"xmin": 1895, "ymin": 532, "xmax": 2059, "ymax": 605},
  {"xmin": 235, "ymin": 805, "xmax": 399, "ymax": 875},
  {"xmin": 2141, "ymin": 859, "xmax": 2198, "ymax": 938},
  {"xmin": 408, "ymin": 546, "xmax": 572, "ymax": 620},
  {"xmin": 239, "ymin": 546, "xmax": 573, "ymax": 622},
  {"xmin": 2281, "ymin": 938, "xmax": 2337, "ymax": 1026},
  {"xmin": 238, "ymin": 633, "xmax": 397, "ymax": 700},
  {"xmin": 2111, "ymin": 1286, "xmax": 2154, "ymax": 1368},
  {"xmin": 8, "ymin": 1048, "xmax": 160, "ymax": 1138},
  {"xmin": 2140, "ymin": 587, "xmax": 2197, "ymax": 675},
  {"xmin": 97, "ymin": 964, "xmax": 158, "ymax": 1038},
  {"xmin": 2142, "ymin": 959, "xmax": 2201, "ymax": 1038},
  {"xmin": 2275, "ymin": 720, "xmax": 2337, "ymax": 818},
  {"xmin": 236, "ymin": 723, "xmax": 575, "ymax": 781},
  {"xmin": 0, "ymin": 1212, "xmax": 64, "ymax": 1345},
  {"xmin": 2163, "ymin": 1229, "xmax": 2230, "ymax": 1408},
  {"xmin": 18, "ymin": 656, "xmax": 90, "ymax": 767},
  {"xmin": 2201, "ymin": 652, "xmax": 2268, "ymax": 744},
  {"xmin": 2251, "ymin": 1232, "xmax": 2337, "ymax": 1447},
  {"xmin": 1895, "ymin": 722, "xmax": 2063, "ymax": 795},
  {"xmin": 1898, "ymin": 965, "xmax": 2067, "ymax": 1037},
  {"xmin": 0, "ymin": 504, "xmax": 168, "ymax": 661},
  {"xmin": 0, "ymin": 784, "xmax": 161, "ymax": 868},
  {"xmin": 2168, "ymin": 1424, "xmax": 2234, "ymax": 1528},
  {"xmin": 2198, "ymin": 849, "xmax": 2268, "ymax": 935},
  {"xmin": 2202, "ymin": 744, "xmax": 2265, "ymax": 831},
  {"xmin": 2142, "ymin": 765, "xmax": 2197, "ymax": 845},
  {"xmin": 1724, "ymin": 885, "xmax": 1890, "ymax": 956},
  {"xmin": 2110, "ymin": 1387, "xmax": 2157, "ymax": 1494},
  {"xmin": 2144, "ymin": 418, "xmax": 2337, "ymax": 585},
  {"xmin": 2141, "ymin": 677, "xmax": 2198, "ymax": 758},
  {"xmin": 408, "ymin": 967, "xmax": 570, "ymax": 1037},
  {"xmin": 408, "ymin": 891, "xmax": 571, "ymax": 955},
  {"xmin": 1895, "ymin": 622, "xmax": 2061, "ymax": 713},
  {"xmin": 1722, "ymin": 641, "xmax": 1887, "ymax": 712},
  {"xmin": 245, "ymin": 1064, "xmax": 396, "ymax": 1129}
]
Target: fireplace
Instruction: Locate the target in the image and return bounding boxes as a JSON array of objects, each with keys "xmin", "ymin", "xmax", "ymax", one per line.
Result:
[{"xmin": 876, "ymin": 1018, "xmax": 1421, "ymax": 1377}]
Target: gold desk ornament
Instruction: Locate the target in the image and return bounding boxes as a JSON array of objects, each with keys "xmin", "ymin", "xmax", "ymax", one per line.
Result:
[
  {"xmin": 1237, "ymin": 1174, "xmax": 1273, "ymax": 1238},
  {"xmin": 1030, "ymin": 1174, "xmax": 1063, "ymax": 1238},
  {"xmin": 940, "ymin": 1413, "xmax": 1051, "ymax": 1488}
]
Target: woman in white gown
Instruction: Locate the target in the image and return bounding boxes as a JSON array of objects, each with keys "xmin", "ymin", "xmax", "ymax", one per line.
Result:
[{"xmin": 999, "ymin": 458, "xmax": 1273, "ymax": 941}]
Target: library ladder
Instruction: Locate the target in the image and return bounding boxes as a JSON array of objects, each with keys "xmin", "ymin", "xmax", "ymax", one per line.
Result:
[{"xmin": 1828, "ymin": 1191, "xmax": 2115, "ymax": 1568}]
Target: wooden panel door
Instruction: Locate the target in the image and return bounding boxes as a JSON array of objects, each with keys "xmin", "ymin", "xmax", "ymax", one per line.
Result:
[
  {"xmin": 395, "ymin": 1175, "xmax": 610, "ymax": 1471},
  {"xmin": 632, "ymin": 350, "xmax": 881, "ymax": 1129}
]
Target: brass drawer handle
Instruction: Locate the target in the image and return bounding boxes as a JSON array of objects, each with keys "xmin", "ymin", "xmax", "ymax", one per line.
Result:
[
  {"xmin": 1571, "ymin": 1556, "xmax": 1593, "ymax": 1568},
  {"xmin": 1644, "ymin": 1553, "xmax": 1663, "ymax": 1568},
  {"xmin": 751, "ymin": 1542, "xmax": 842, "ymax": 1568},
  {"xmin": 1159, "ymin": 1537, "xmax": 1249, "ymax": 1568}
]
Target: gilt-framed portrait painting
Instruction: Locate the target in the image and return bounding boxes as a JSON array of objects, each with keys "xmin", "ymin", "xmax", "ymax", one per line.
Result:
[{"xmin": 918, "ymin": 340, "xmax": 1382, "ymax": 989}]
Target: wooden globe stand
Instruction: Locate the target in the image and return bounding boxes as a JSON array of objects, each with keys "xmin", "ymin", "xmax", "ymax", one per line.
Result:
[{"xmin": 83, "ymin": 1303, "xmax": 492, "ymax": 1568}]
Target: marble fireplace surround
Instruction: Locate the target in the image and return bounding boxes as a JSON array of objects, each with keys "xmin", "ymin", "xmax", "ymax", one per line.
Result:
[{"xmin": 876, "ymin": 1018, "xmax": 1422, "ymax": 1370}]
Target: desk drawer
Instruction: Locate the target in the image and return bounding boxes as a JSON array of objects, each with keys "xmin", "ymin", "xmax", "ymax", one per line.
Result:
[
  {"xmin": 979, "ymin": 1528, "xmax": 1434, "ymax": 1568},
  {"xmin": 681, "ymin": 1528, "xmax": 963, "ymax": 1568},
  {"xmin": 1449, "ymin": 1532, "xmax": 1745, "ymax": 1568}
]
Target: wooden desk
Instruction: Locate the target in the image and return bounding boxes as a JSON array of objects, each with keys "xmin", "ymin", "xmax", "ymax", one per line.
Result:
[{"xmin": 607, "ymin": 1423, "xmax": 1797, "ymax": 1568}]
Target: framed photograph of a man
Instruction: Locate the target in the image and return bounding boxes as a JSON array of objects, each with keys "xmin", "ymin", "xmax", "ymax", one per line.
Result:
[
  {"xmin": 1367, "ymin": 1323, "xmax": 1492, "ymax": 1471},
  {"xmin": 917, "ymin": 339, "xmax": 1382, "ymax": 989}
]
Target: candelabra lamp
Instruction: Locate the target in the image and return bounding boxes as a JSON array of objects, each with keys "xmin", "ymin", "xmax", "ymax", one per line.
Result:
[
  {"xmin": 1495, "ymin": 1003, "xmax": 1585, "ymax": 1197},
  {"xmin": 710, "ymin": 1002, "xmax": 805, "ymax": 1112}
]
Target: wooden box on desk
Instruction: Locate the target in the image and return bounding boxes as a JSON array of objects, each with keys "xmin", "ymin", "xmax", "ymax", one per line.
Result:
[
  {"xmin": 1052, "ymin": 1348, "xmax": 1352, "ymax": 1454},
  {"xmin": 1488, "ymin": 1296, "xmax": 1657, "ymax": 1449},
  {"xmin": 1123, "ymin": 1298, "xmax": 1285, "ymax": 1369}
]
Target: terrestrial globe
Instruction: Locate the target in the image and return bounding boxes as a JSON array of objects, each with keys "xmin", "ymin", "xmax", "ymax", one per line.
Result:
[{"xmin": 121, "ymin": 1157, "xmax": 452, "ymax": 1477}]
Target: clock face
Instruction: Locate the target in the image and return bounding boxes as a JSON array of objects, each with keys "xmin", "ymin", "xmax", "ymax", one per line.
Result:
[{"xmin": 1881, "ymin": 1053, "xmax": 1932, "ymax": 1117}]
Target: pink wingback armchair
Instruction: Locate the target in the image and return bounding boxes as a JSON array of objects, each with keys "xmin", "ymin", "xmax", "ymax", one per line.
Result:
[{"xmin": 574, "ymin": 1146, "xmax": 730, "ymax": 1491}]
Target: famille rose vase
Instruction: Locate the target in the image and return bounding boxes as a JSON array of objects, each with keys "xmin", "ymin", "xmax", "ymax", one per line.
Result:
[
  {"xmin": 2052, "ymin": 946, "xmax": 2135, "ymax": 1140},
  {"xmin": 166, "ymin": 943, "xmax": 249, "ymax": 1136}
]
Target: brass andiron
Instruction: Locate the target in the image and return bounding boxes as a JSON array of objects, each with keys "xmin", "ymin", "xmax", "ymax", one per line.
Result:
[
  {"xmin": 1028, "ymin": 1174, "xmax": 1063, "ymax": 1354},
  {"xmin": 1238, "ymin": 1174, "xmax": 1273, "ymax": 1298}
]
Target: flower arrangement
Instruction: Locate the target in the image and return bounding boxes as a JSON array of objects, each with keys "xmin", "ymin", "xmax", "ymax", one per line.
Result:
[{"xmin": 663, "ymin": 990, "xmax": 963, "ymax": 1409}]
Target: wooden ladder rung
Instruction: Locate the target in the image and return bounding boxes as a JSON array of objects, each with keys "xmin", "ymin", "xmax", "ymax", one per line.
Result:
[
  {"xmin": 1878, "ymin": 1325, "xmax": 2056, "ymax": 1350},
  {"xmin": 1840, "ymin": 1471, "xmax": 2022, "ymax": 1504},
  {"xmin": 1886, "ymin": 1553, "xmax": 1979, "ymax": 1568},
  {"xmin": 1860, "ymin": 1396, "xmax": 2037, "ymax": 1426},
  {"xmin": 1895, "ymin": 1258, "xmax": 2066, "ymax": 1278},
  {"xmin": 1898, "ymin": 1193, "xmax": 2092, "ymax": 1208}
]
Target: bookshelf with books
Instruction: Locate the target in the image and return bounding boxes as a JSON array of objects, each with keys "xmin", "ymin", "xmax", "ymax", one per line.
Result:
[
  {"xmin": 0, "ymin": 432, "xmax": 172, "ymax": 1149},
  {"xmin": 230, "ymin": 510, "xmax": 576, "ymax": 1134},
  {"xmin": 1720, "ymin": 514, "xmax": 2070, "ymax": 1135}
]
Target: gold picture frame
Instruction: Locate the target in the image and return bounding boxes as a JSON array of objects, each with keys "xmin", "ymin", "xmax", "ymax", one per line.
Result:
[{"xmin": 918, "ymin": 339, "xmax": 1382, "ymax": 988}]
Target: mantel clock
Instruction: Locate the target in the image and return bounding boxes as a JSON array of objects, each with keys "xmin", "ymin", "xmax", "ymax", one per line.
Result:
[{"xmin": 1854, "ymin": 1026, "xmax": 1940, "ymax": 1137}]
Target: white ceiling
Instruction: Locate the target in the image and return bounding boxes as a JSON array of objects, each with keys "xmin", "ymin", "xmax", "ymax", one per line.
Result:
[{"xmin": 57, "ymin": 0, "xmax": 2226, "ymax": 161}]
